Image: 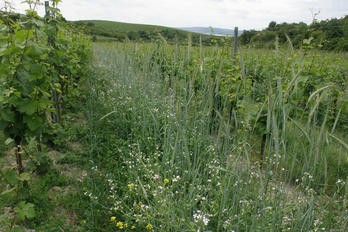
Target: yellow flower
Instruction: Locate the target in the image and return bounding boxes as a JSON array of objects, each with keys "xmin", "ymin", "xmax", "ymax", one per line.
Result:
[
  {"xmin": 110, "ymin": 216, "xmax": 116, "ymax": 222},
  {"xmin": 116, "ymin": 221, "xmax": 124, "ymax": 229},
  {"xmin": 145, "ymin": 223, "xmax": 153, "ymax": 230},
  {"xmin": 128, "ymin": 183, "xmax": 135, "ymax": 190},
  {"xmin": 163, "ymin": 178, "xmax": 170, "ymax": 185},
  {"xmin": 131, "ymin": 225, "xmax": 136, "ymax": 230}
]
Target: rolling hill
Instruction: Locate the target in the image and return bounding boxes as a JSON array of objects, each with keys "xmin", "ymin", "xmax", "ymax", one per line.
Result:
[{"xmin": 72, "ymin": 20, "xmax": 229, "ymax": 45}]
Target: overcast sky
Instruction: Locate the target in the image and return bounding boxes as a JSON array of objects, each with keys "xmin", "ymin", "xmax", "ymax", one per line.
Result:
[{"xmin": 3, "ymin": 0, "xmax": 348, "ymax": 30}]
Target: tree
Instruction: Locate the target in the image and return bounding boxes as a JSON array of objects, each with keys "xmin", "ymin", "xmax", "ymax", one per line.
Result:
[
  {"xmin": 240, "ymin": 30, "xmax": 257, "ymax": 45},
  {"xmin": 268, "ymin": 21, "xmax": 277, "ymax": 31}
]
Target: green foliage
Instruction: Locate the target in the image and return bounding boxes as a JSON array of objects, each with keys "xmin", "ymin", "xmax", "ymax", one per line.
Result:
[
  {"xmin": 33, "ymin": 152, "xmax": 53, "ymax": 175},
  {"xmin": 241, "ymin": 16, "xmax": 348, "ymax": 51},
  {"xmin": 0, "ymin": 1, "xmax": 90, "ymax": 230},
  {"xmin": 0, "ymin": 3, "xmax": 89, "ymax": 143},
  {"xmin": 14, "ymin": 201, "xmax": 36, "ymax": 221}
]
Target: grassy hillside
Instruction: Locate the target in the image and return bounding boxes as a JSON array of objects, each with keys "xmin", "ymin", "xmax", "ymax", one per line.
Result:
[
  {"xmin": 72, "ymin": 20, "xmax": 227, "ymax": 45},
  {"xmin": 75, "ymin": 20, "xmax": 170, "ymax": 33}
]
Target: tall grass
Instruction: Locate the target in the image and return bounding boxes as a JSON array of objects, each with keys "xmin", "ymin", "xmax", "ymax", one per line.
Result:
[{"xmin": 82, "ymin": 41, "xmax": 347, "ymax": 231}]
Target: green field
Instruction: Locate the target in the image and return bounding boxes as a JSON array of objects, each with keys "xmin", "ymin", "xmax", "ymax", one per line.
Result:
[{"xmin": 1, "ymin": 5, "xmax": 348, "ymax": 232}]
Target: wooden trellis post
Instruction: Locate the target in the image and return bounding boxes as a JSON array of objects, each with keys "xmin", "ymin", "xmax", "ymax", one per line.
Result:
[{"xmin": 233, "ymin": 26, "xmax": 238, "ymax": 58}]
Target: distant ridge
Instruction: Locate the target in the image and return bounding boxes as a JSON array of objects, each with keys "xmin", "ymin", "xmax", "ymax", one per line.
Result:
[{"xmin": 179, "ymin": 27, "xmax": 243, "ymax": 36}]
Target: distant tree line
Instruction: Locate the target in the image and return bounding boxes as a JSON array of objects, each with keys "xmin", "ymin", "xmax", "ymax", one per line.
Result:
[{"xmin": 240, "ymin": 16, "xmax": 348, "ymax": 51}]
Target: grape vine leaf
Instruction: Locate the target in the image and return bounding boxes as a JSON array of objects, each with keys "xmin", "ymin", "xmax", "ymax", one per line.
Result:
[
  {"xmin": 23, "ymin": 114, "xmax": 44, "ymax": 132},
  {"xmin": 14, "ymin": 201, "xmax": 36, "ymax": 221},
  {"xmin": 17, "ymin": 100, "xmax": 38, "ymax": 115}
]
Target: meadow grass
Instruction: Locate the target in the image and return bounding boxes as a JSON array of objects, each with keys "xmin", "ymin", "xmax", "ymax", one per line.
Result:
[{"xmin": 81, "ymin": 41, "xmax": 347, "ymax": 231}]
